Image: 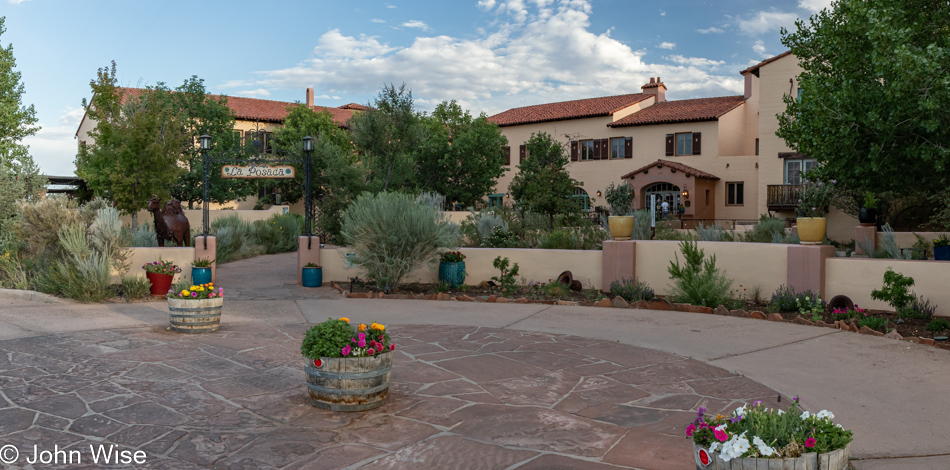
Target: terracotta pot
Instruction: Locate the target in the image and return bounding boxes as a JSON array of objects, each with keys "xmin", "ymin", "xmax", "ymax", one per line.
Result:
[
  {"xmin": 146, "ymin": 272, "xmax": 174, "ymax": 296},
  {"xmin": 608, "ymin": 216, "xmax": 634, "ymax": 240},
  {"xmin": 796, "ymin": 217, "xmax": 827, "ymax": 245}
]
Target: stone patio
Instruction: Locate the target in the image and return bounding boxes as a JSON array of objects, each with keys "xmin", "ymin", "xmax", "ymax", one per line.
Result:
[{"xmin": 0, "ymin": 322, "xmax": 781, "ymax": 469}]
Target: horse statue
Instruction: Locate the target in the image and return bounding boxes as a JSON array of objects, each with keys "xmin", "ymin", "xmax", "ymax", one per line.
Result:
[{"xmin": 147, "ymin": 196, "xmax": 191, "ymax": 247}]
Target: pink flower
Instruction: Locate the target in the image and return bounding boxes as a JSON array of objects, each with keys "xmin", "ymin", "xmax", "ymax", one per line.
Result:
[
  {"xmin": 714, "ymin": 429, "xmax": 728, "ymax": 442},
  {"xmin": 368, "ymin": 348, "xmax": 376, "ymax": 356},
  {"xmin": 686, "ymin": 424, "xmax": 696, "ymax": 437},
  {"xmin": 209, "ymin": 293, "xmax": 215, "ymax": 298},
  {"xmin": 358, "ymin": 340, "xmax": 366, "ymax": 348},
  {"xmin": 805, "ymin": 437, "xmax": 816, "ymax": 448},
  {"xmin": 358, "ymin": 332, "xmax": 366, "ymax": 341},
  {"xmin": 191, "ymin": 292, "xmax": 197, "ymax": 297},
  {"xmin": 218, "ymin": 287, "xmax": 223, "ymax": 293},
  {"xmin": 390, "ymin": 344, "xmax": 395, "ymax": 351},
  {"xmin": 351, "ymin": 337, "xmax": 356, "ymax": 343},
  {"xmin": 341, "ymin": 345, "xmax": 351, "ymax": 356}
]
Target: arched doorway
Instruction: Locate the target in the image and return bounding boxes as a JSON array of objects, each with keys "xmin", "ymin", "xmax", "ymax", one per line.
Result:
[{"xmin": 643, "ymin": 182, "xmax": 680, "ymax": 218}]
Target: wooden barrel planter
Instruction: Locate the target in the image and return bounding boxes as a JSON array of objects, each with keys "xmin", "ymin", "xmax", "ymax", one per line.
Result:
[
  {"xmin": 694, "ymin": 442, "xmax": 850, "ymax": 469},
  {"xmin": 167, "ymin": 297, "xmax": 223, "ymax": 333},
  {"xmin": 304, "ymin": 351, "xmax": 392, "ymax": 411}
]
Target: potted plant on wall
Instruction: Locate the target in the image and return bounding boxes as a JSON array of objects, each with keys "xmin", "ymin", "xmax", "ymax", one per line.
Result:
[
  {"xmin": 858, "ymin": 191, "xmax": 877, "ymax": 226},
  {"xmin": 168, "ymin": 282, "xmax": 223, "ymax": 333},
  {"xmin": 301, "ymin": 317, "xmax": 394, "ymax": 411},
  {"xmin": 795, "ymin": 178, "xmax": 835, "ymax": 245},
  {"xmin": 438, "ymin": 251, "xmax": 466, "ymax": 288},
  {"xmin": 934, "ymin": 235, "xmax": 950, "ymax": 261},
  {"xmin": 604, "ymin": 182, "xmax": 635, "ymax": 240},
  {"xmin": 192, "ymin": 257, "xmax": 214, "ymax": 285},
  {"xmin": 142, "ymin": 259, "xmax": 182, "ymax": 295},
  {"xmin": 302, "ymin": 262, "xmax": 323, "ymax": 287}
]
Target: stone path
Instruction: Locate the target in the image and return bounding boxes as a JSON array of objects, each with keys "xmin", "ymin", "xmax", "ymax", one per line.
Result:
[{"xmin": 0, "ymin": 321, "xmax": 781, "ymax": 469}]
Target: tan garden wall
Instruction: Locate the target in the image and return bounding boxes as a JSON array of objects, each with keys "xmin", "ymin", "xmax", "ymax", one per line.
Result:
[
  {"xmin": 122, "ymin": 247, "xmax": 195, "ymax": 284},
  {"xmin": 321, "ymin": 247, "xmax": 603, "ymax": 290},
  {"xmin": 826, "ymin": 258, "xmax": 950, "ymax": 312},
  {"xmin": 120, "ymin": 206, "xmax": 286, "ymax": 230}
]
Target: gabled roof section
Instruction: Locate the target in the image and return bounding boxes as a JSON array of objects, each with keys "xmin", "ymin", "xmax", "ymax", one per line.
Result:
[
  {"xmin": 488, "ymin": 93, "xmax": 653, "ymax": 127},
  {"xmin": 740, "ymin": 50, "xmax": 793, "ymax": 76},
  {"xmin": 340, "ymin": 103, "xmax": 370, "ymax": 110},
  {"xmin": 607, "ymin": 95, "xmax": 744, "ymax": 127},
  {"xmin": 621, "ymin": 159, "xmax": 720, "ymax": 180}
]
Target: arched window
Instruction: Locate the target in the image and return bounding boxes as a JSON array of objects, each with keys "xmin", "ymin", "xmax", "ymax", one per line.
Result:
[
  {"xmin": 572, "ymin": 187, "xmax": 591, "ymax": 211},
  {"xmin": 643, "ymin": 183, "xmax": 680, "ymax": 218}
]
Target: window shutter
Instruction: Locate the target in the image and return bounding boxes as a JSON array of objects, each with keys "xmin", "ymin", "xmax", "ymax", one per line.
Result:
[
  {"xmin": 593, "ymin": 140, "xmax": 601, "ymax": 160},
  {"xmin": 571, "ymin": 141, "xmax": 578, "ymax": 162},
  {"xmin": 692, "ymin": 132, "xmax": 702, "ymax": 155},
  {"xmin": 519, "ymin": 144, "xmax": 526, "ymax": 163},
  {"xmin": 602, "ymin": 139, "xmax": 610, "ymax": 158},
  {"xmin": 504, "ymin": 146, "xmax": 511, "ymax": 166},
  {"xmin": 665, "ymin": 134, "xmax": 674, "ymax": 156},
  {"xmin": 624, "ymin": 137, "xmax": 632, "ymax": 159}
]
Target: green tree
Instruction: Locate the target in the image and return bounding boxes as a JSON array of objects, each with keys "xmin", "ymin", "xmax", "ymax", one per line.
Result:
[
  {"xmin": 348, "ymin": 83, "xmax": 424, "ymax": 192},
  {"xmin": 777, "ymin": 0, "xmax": 950, "ymax": 211},
  {"xmin": 269, "ymin": 104, "xmax": 365, "ymax": 243},
  {"xmin": 163, "ymin": 76, "xmax": 255, "ymax": 208},
  {"xmin": 75, "ymin": 62, "xmax": 187, "ymax": 228},
  {"xmin": 508, "ymin": 132, "xmax": 583, "ymax": 230},
  {"xmin": 416, "ymin": 100, "xmax": 508, "ymax": 209},
  {"xmin": 0, "ymin": 16, "xmax": 45, "ymax": 249}
]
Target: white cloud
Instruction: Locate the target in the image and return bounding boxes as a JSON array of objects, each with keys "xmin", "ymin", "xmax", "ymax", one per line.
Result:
[
  {"xmin": 386, "ymin": 3, "xmax": 396, "ymax": 8},
  {"xmin": 371, "ymin": 19, "xmax": 386, "ymax": 24},
  {"xmin": 752, "ymin": 40, "xmax": 767, "ymax": 56},
  {"xmin": 401, "ymin": 20, "xmax": 430, "ymax": 31},
  {"xmin": 697, "ymin": 26, "xmax": 725, "ymax": 34},
  {"xmin": 659, "ymin": 10, "xmax": 666, "ymax": 16},
  {"xmin": 738, "ymin": 10, "xmax": 798, "ymax": 35},
  {"xmin": 8, "ymin": 0, "xmax": 32, "ymax": 4},
  {"xmin": 477, "ymin": 0, "xmax": 496, "ymax": 9},
  {"xmin": 657, "ymin": 42, "xmax": 675, "ymax": 50},
  {"xmin": 667, "ymin": 55, "xmax": 725, "ymax": 68},
  {"xmin": 21, "ymin": 107, "xmax": 85, "ymax": 176},
  {"xmin": 798, "ymin": 0, "xmax": 832, "ymax": 13},
  {"xmin": 236, "ymin": 89, "xmax": 272, "ymax": 98},
  {"xmin": 238, "ymin": 0, "xmax": 744, "ymax": 115}
]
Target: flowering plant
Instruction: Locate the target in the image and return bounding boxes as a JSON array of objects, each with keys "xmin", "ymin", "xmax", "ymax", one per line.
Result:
[
  {"xmin": 192, "ymin": 257, "xmax": 215, "ymax": 268},
  {"xmin": 688, "ymin": 397, "xmax": 852, "ymax": 461},
  {"xmin": 143, "ymin": 259, "xmax": 182, "ymax": 276},
  {"xmin": 795, "ymin": 178, "xmax": 835, "ymax": 218},
  {"xmin": 169, "ymin": 283, "xmax": 223, "ymax": 300},
  {"xmin": 301, "ymin": 317, "xmax": 394, "ymax": 359},
  {"xmin": 934, "ymin": 234, "xmax": 949, "ymax": 248},
  {"xmin": 440, "ymin": 251, "xmax": 466, "ymax": 263}
]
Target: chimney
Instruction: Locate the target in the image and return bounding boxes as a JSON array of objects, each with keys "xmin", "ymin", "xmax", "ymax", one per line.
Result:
[
  {"xmin": 641, "ymin": 76, "xmax": 667, "ymax": 102},
  {"xmin": 306, "ymin": 88, "xmax": 314, "ymax": 108}
]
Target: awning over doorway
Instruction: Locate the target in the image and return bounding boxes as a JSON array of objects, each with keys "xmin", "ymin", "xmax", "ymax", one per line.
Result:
[{"xmin": 620, "ymin": 159, "xmax": 720, "ymax": 181}]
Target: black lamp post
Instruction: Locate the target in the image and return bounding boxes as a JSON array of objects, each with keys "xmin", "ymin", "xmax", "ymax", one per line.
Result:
[
  {"xmin": 199, "ymin": 135, "xmax": 212, "ymax": 242},
  {"xmin": 303, "ymin": 136, "xmax": 314, "ymax": 247}
]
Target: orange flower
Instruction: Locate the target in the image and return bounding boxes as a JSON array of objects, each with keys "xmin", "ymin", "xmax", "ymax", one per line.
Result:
[
  {"xmin": 339, "ymin": 317, "xmax": 350, "ymax": 323},
  {"xmin": 358, "ymin": 324, "xmax": 366, "ymax": 332}
]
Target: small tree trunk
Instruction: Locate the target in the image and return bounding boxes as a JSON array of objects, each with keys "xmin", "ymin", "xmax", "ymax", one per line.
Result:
[
  {"xmin": 383, "ymin": 159, "xmax": 394, "ymax": 192},
  {"xmin": 548, "ymin": 213, "xmax": 554, "ymax": 231},
  {"xmin": 131, "ymin": 212, "xmax": 138, "ymax": 231}
]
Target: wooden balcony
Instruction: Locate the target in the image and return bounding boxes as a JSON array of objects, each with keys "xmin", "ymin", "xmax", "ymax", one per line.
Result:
[{"xmin": 767, "ymin": 184, "xmax": 803, "ymax": 211}]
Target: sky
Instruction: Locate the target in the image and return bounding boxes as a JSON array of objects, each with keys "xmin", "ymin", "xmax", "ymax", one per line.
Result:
[{"xmin": 3, "ymin": 0, "xmax": 832, "ymax": 176}]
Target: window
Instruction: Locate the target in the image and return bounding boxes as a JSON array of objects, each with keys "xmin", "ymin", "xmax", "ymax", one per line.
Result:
[
  {"xmin": 727, "ymin": 182, "xmax": 744, "ymax": 206},
  {"xmin": 784, "ymin": 158, "xmax": 818, "ymax": 185},
  {"xmin": 610, "ymin": 137, "xmax": 631, "ymax": 159},
  {"xmin": 675, "ymin": 133, "xmax": 693, "ymax": 156},
  {"xmin": 580, "ymin": 140, "xmax": 594, "ymax": 161},
  {"xmin": 246, "ymin": 130, "xmax": 272, "ymax": 153},
  {"xmin": 572, "ymin": 187, "xmax": 591, "ymax": 210},
  {"xmin": 488, "ymin": 193, "xmax": 504, "ymax": 209}
]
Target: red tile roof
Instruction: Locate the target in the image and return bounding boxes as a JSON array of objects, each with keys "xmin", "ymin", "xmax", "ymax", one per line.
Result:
[
  {"xmin": 607, "ymin": 95, "xmax": 745, "ymax": 127},
  {"xmin": 621, "ymin": 159, "xmax": 720, "ymax": 180},
  {"xmin": 488, "ymin": 93, "xmax": 653, "ymax": 127},
  {"xmin": 739, "ymin": 50, "xmax": 793, "ymax": 75},
  {"xmin": 340, "ymin": 103, "xmax": 371, "ymax": 110}
]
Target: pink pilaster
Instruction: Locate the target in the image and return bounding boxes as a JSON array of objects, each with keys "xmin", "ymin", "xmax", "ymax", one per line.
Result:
[
  {"xmin": 786, "ymin": 245, "xmax": 835, "ymax": 299},
  {"xmin": 297, "ymin": 236, "xmax": 321, "ymax": 284},
  {"xmin": 854, "ymin": 225, "xmax": 877, "ymax": 256},
  {"xmin": 194, "ymin": 235, "xmax": 217, "ymax": 283},
  {"xmin": 601, "ymin": 240, "xmax": 636, "ymax": 292}
]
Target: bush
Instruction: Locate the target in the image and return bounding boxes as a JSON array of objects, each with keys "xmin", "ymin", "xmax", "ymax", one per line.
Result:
[
  {"xmin": 926, "ymin": 317, "xmax": 950, "ymax": 332},
  {"xmin": 120, "ymin": 275, "xmax": 152, "ymax": 301},
  {"xmin": 695, "ymin": 222, "xmax": 727, "ymax": 242},
  {"xmin": 128, "ymin": 223, "xmax": 158, "ymax": 247},
  {"xmin": 341, "ymin": 192, "xmax": 458, "ymax": 290},
  {"xmin": 212, "ymin": 214, "xmax": 265, "ymax": 264},
  {"xmin": 631, "ymin": 208, "xmax": 653, "ymax": 240},
  {"xmin": 667, "ymin": 240, "xmax": 734, "ymax": 307},
  {"xmin": 542, "ymin": 281, "xmax": 571, "ymax": 299},
  {"xmin": 254, "ymin": 213, "xmax": 304, "ymax": 254},
  {"xmin": 741, "ymin": 215, "xmax": 787, "ymax": 243},
  {"xmin": 609, "ymin": 277, "xmax": 655, "ymax": 302},
  {"xmin": 460, "ymin": 209, "xmax": 508, "ymax": 246},
  {"xmin": 858, "ymin": 315, "xmax": 889, "ymax": 332},
  {"xmin": 35, "ymin": 222, "xmax": 115, "ymax": 302},
  {"xmin": 491, "ymin": 256, "xmax": 519, "ymax": 294},
  {"xmin": 871, "ymin": 268, "xmax": 916, "ymax": 317},
  {"xmin": 907, "ymin": 295, "xmax": 937, "ymax": 319},
  {"xmin": 483, "ymin": 226, "xmax": 519, "ymax": 248},
  {"xmin": 770, "ymin": 285, "xmax": 823, "ymax": 312},
  {"xmin": 16, "ymin": 197, "xmax": 82, "ymax": 256}
]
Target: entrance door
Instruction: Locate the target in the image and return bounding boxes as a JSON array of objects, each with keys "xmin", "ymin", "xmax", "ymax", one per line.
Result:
[{"xmin": 643, "ymin": 183, "xmax": 680, "ymax": 219}]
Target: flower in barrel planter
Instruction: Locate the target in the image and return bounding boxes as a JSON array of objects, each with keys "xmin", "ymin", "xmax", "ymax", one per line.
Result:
[
  {"xmin": 689, "ymin": 397, "xmax": 852, "ymax": 468},
  {"xmin": 167, "ymin": 283, "xmax": 224, "ymax": 333},
  {"xmin": 142, "ymin": 259, "xmax": 182, "ymax": 295},
  {"xmin": 301, "ymin": 318, "xmax": 394, "ymax": 411}
]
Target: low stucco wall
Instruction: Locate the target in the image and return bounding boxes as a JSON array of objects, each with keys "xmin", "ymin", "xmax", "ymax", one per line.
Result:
[
  {"xmin": 826, "ymin": 258, "xmax": 950, "ymax": 313},
  {"xmin": 121, "ymin": 206, "xmax": 286, "ymax": 229},
  {"xmin": 635, "ymin": 240, "xmax": 788, "ymax": 298},
  {"xmin": 322, "ymin": 246, "xmax": 603, "ymax": 289},
  {"xmin": 123, "ymin": 247, "xmax": 195, "ymax": 284}
]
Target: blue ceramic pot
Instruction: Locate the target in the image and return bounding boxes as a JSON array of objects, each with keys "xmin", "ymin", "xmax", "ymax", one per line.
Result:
[
  {"xmin": 438, "ymin": 261, "xmax": 466, "ymax": 288},
  {"xmin": 935, "ymin": 245, "xmax": 950, "ymax": 261},
  {"xmin": 302, "ymin": 267, "xmax": 323, "ymax": 287},
  {"xmin": 192, "ymin": 267, "xmax": 212, "ymax": 285}
]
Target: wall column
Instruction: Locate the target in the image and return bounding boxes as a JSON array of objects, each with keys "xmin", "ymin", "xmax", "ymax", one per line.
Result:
[
  {"xmin": 601, "ymin": 240, "xmax": 636, "ymax": 292},
  {"xmin": 786, "ymin": 245, "xmax": 835, "ymax": 299},
  {"xmin": 854, "ymin": 225, "xmax": 877, "ymax": 256},
  {"xmin": 194, "ymin": 236, "xmax": 217, "ymax": 283},
  {"xmin": 297, "ymin": 236, "xmax": 321, "ymax": 284}
]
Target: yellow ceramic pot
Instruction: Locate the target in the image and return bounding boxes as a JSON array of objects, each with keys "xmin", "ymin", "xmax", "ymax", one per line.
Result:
[
  {"xmin": 608, "ymin": 216, "xmax": 634, "ymax": 240},
  {"xmin": 797, "ymin": 217, "xmax": 827, "ymax": 245}
]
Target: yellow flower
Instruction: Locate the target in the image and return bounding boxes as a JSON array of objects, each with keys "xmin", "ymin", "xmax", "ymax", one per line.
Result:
[
  {"xmin": 190, "ymin": 286, "xmax": 198, "ymax": 291},
  {"xmin": 378, "ymin": 324, "xmax": 385, "ymax": 331},
  {"xmin": 181, "ymin": 290, "xmax": 189, "ymax": 296},
  {"xmin": 339, "ymin": 317, "xmax": 350, "ymax": 323},
  {"xmin": 358, "ymin": 324, "xmax": 366, "ymax": 332}
]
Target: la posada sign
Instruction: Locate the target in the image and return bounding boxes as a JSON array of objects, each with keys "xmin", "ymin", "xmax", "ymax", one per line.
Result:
[{"xmin": 221, "ymin": 164, "xmax": 295, "ymax": 179}]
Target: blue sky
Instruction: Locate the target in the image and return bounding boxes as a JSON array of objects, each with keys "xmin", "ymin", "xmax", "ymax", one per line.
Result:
[{"xmin": 4, "ymin": 0, "xmax": 830, "ymax": 176}]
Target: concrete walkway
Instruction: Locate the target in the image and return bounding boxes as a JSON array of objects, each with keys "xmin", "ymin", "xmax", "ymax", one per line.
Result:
[{"xmin": 0, "ymin": 252, "xmax": 946, "ymax": 469}]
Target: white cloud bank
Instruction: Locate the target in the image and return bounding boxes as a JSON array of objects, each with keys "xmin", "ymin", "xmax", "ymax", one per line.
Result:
[{"xmin": 21, "ymin": 106, "xmax": 85, "ymax": 176}]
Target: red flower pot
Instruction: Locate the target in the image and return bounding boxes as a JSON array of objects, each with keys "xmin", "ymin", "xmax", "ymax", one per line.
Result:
[{"xmin": 146, "ymin": 272, "xmax": 174, "ymax": 296}]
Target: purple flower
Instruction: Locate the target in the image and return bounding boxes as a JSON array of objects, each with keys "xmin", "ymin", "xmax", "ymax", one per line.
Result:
[
  {"xmin": 731, "ymin": 415, "xmax": 743, "ymax": 423},
  {"xmin": 753, "ymin": 400, "xmax": 762, "ymax": 407},
  {"xmin": 191, "ymin": 292, "xmax": 197, "ymax": 297},
  {"xmin": 697, "ymin": 406, "xmax": 707, "ymax": 417}
]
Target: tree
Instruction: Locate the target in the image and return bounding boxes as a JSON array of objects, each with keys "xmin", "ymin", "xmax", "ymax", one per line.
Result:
[
  {"xmin": 777, "ymin": 0, "xmax": 950, "ymax": 212},
  {"xmin": 508, "ymin": 132, "xmax": 583, "ymax": 230},
  {"xmin": 75, "ymin": 62, "xmax": 187, "ymax": 228},
  {"xmin": 269, "ymin": 104, "xmax": 365, "ymax": 243},
  {"xmin": 163, "ymin": 77, "xmax": 255, "ymax": 208},
  {"xmin": 0, "ymin": 16, "xmax": 45, "ymax": 248},
  {"xmin": 348, "ymin": 83, "xmax": 424, "ymax": 192},
  {"xmin": 416, "ymin": 100, "xmax": 508, "ymax": 209}
]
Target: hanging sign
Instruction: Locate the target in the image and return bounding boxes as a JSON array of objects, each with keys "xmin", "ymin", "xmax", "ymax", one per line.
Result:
[{"xmin": 221, "ymin": 164, "xmax": 295, "ymax": 179}]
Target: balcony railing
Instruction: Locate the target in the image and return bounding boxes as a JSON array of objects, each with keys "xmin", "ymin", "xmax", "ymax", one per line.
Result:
[{"xmin": 767, "ymin": 184, "xmax": 804, "ymax": 210}]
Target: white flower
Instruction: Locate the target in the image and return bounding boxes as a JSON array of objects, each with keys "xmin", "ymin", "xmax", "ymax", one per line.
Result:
[
  {"xmin": 816, "ymin": 410, "xmax": 835, "ymax": 420},
  {"xmin": 708, "ymin": 442, "xmax": 721, "ymax": 453},
  {"xmin": 719, "ymin": 432, "xmax": 751, "ymax": 462},
  {"xmin": 777, "ymin": 409, "xmax": 785, "ymax": 415},
  {"xmin": 715, "ymin": 423, "xmax": 728, "ymax": 431},
  {"xmin": 734, "ymin": 405, "xmax": 747, "ymax": 416},
  {"xmin": 801, "ymin": 411, "xmax": 811, "ymax": 419},
  {"xmin": 752, "ymin": 436, "xmax": 775, "ymax": 457}
]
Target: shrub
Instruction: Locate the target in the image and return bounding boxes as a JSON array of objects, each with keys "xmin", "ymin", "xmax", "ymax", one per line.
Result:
[
  {"xmin": 695, "ymin": 222, "xmax": 727, "ymax": 242},
  {"xmin": 253, "ymin": 213, "xmax": 304, "ymax": 254},
  {"xmin": 461, "ymin": 209, "xmax": 508, "ymax": 246},
  {"xmin": 120, "ymin": 275, "xmax": 152, "ymax": 301},
  {"xmin": 926, "ymin": 318, "xmax": 950, "ymax": 332},
  {"xmin": 0, "ymin": 252, "xmax": 30, "ymax": 289},
  {"xmin": 483, "ymin": 226, "xmax": 519, "ymax": 248},
  {"xmin": 491, "ymin": 256, "xmax": 519, "ymax": 294},
  {"xmin": 129, "ymin": 223, "xmax": 158, "ymax": 247},
  {"xmin": 770, "ymin": 285, "xmax": 823, "ymax": 312},
  {"xmin": 341, "ymin": 192, "xmax": 458, "ymax": 290},
  {"xmin": 603, "ymin": 182, "xmax": 634, "ymax": 216},
  {"xmin": 538, "ymin": 229, "xmax": 576, "ymax": 250},
  {"xmin": 631, "ymin": 209, "xmax": 653, "ymax": 240},
  {"xmin": 542, "ymin": 281, "xmax": 571, "ymax": 299},
  {"xmin": 667, "ymin": 240, "xmax": 734, "ymax": 307},
  {"xmin": 35, "ymin": 223, "xmax": 115, "ymax": 302},
  {"xmin": 742, "ymin": 215, "xmax": 787, "ymax": 243},
  {"xmin": 609, "ymin": 277, "xmax": 655, "ymax": 302},
  {"xmin": 907, "ymin": 295, "xmax": 937, "ymax": 320},
  {"xmin": 212, "ymin": 214, "xmax": 265, "ymax": 264},
  {"xmin": 871, "ymin": 268, "xmax": 916, "ymax": 318},
  {"xmin": 16, "ymin": 197, "xmax": 82, "ymax": 256},
  {"xmin": 858, "ymin": 315, "xmax": 889, "ymax": 331}
]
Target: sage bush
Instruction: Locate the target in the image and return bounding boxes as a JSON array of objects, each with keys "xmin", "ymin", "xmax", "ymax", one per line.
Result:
[{"xmin": 667, "ymin": 240, "xmax": 734, "ymax": 307}]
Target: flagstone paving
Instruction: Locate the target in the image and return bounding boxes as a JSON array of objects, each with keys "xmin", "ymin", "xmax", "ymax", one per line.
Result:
[{"xmin": 0, "ymin": 321, "xmax": 782, "ymax": 469}]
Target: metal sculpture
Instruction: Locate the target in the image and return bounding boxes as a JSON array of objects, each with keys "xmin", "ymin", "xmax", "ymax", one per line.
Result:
[{"xmin": 148, "ymin": 196, "xmax": 191, "ymax": 247}]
